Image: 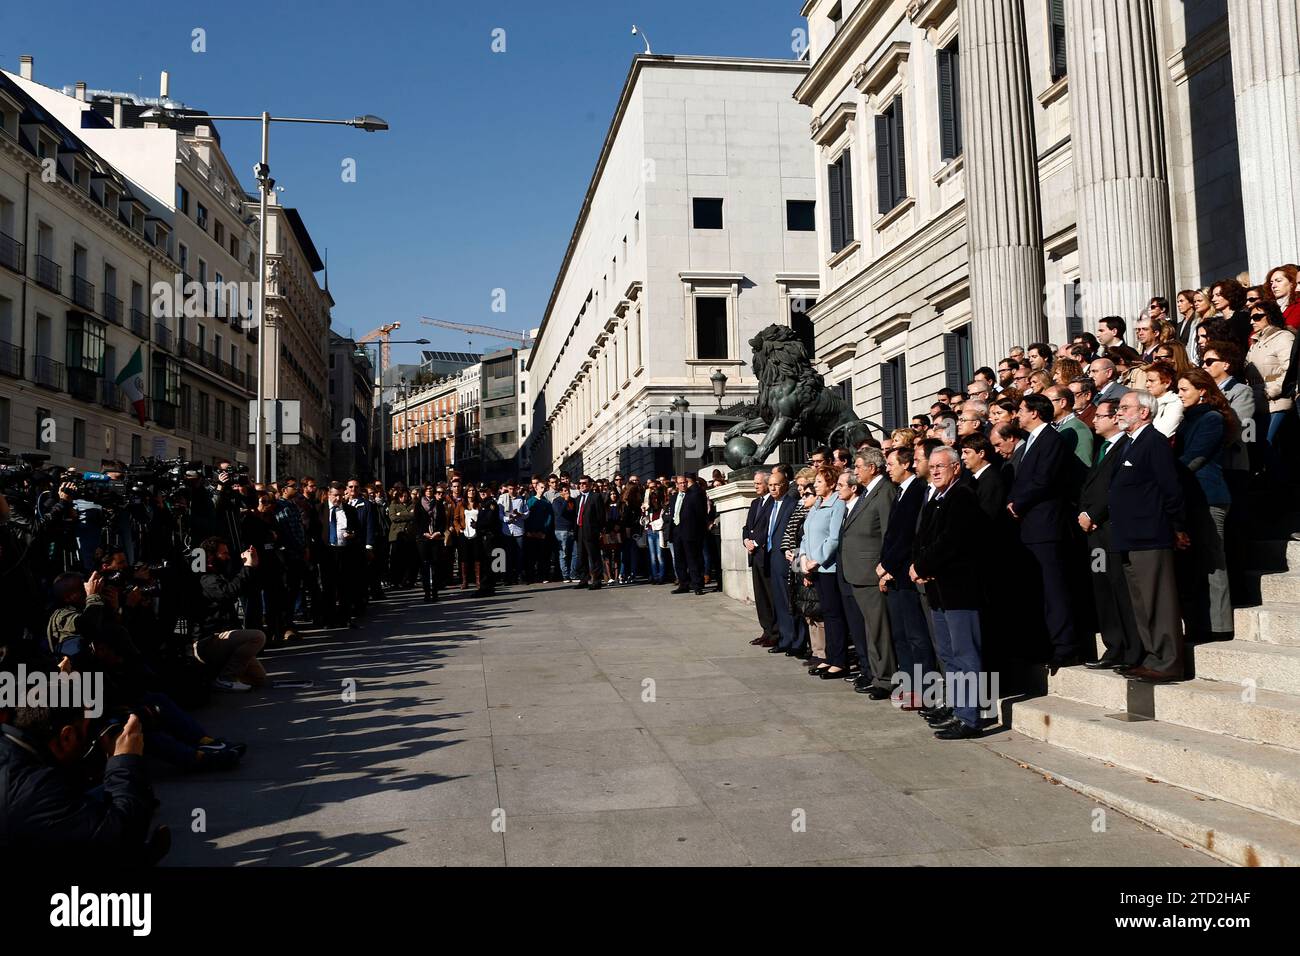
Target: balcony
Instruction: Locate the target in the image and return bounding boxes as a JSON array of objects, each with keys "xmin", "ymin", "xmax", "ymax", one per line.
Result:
[
  {"xmin": 34, "ymin": 255, "xmax": 61, "ymax": 293},
  {"xmin": 33, "ymin": 355, "xmax": 66, "ymax": 391},
  {"xmin": 0, "ymin": 339, "xmax": 22, "ymax": 378},
  {"xmin": 150, "ymin": 399, "xmax": 178, "ymax": 429},
  {"xmin": 0, "ymin": 231, "xmax": 22, "ymax": 274},
  {"xmin": 98, "ymin": 379, "xmax": 124, "ymax": 411},
  {"xmin": 154, "ymin": 323, "xmax": 172, "ymax": 352},
  {"xmin": 71, "ymin": 275, "xmax": 95, "ymax": 311},
  {"xmin": 68, "ymin": 366, "xmax": 100, "ymax": 403},
  {"xmin": 129, "ymin": 308, "xmax": 149, "ymax": 340},
  {"xmin": 102, "ymin": 292, "xmax": 124, "ymax": 325}
]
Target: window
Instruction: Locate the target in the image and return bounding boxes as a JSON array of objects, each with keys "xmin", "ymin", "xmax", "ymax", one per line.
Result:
[
  {"xmin": 1065, "ymin": 279, "xmax": 1083, "ymax": 341},
  {"xmin": 875, "ymin": 96, "xmax": 907, "ymax": 215},
  {"xmin": 214, "ymin": 221, "xmax": 224, "ymax": 246},
  {"xmin": 130, "ymin": 433, "xmax": 142, "ymax": 464},
  {"xmin": 230, "ymin": 235, "xmax": 239, "ymax": 259},
  {"xmin": 787, "ymin": 200, "xmax": 816, "ymax": 232},
  {"xmin": 197, "ymin": 393, "xmax": 210, "ymax": 434},
  {"xmin": 791, "ymin": 297, "xmax": 816, "ymax": 359},
  {"xmin": 0, "ymin": 396, "xmax": 8, "ymax": 444},
  {"xmin": 944, "ymin": 326, "xmax": 974, "ymax": 392},
  {"xmin": 1049, "ymin": 0, "xmax": 1068, "ymax": 82},
  {"xmin": 214, "ymin": 399, "xmax": 225, "ymax": 440},
  {"xmin": 827, "ymin": 150, "xmax": 855, "ymax": 253},
  {"xmin": 937, "ymin": 40, "xmax": 963, "ymax": 162},
  {"xmin": 692, "ymin": 198, "xmax": 724, "ymax": 230},
  {"xmin": 196, "ymin": 203, "xmax": 208, "ymax": 231},
  {"xmin": 176, "ymin": 185, "xmax": 189, "ymax": 216},
  {"xmin": 72, "ymin": 418, "xmax": 86, "ymax": 458},
  {"xmin": 881, "ymin": 356, "xmax": 908, "ymax": 431},
  {"xmin": 35, "ymin": 408, "xmax": 50, "ymax": 450},
  {"xmin": 695, "ymin": 296, "xmax": 728, "ymax": 360}
]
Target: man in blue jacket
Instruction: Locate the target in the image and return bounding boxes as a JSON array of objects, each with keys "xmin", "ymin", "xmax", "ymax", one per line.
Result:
[{"xmin": 1110, "ymin": 391, "xmax": 1189, "ymax": 682}]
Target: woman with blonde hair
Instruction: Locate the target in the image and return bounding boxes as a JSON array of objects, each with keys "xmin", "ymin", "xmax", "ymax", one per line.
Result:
[
  {"xmin": 1143, "ymin": 361, "xmax": 1184, "ymax": 437},
  {"xmin": 1151, "ymin": 338, "xmax": 1193, "ymax": 377}
]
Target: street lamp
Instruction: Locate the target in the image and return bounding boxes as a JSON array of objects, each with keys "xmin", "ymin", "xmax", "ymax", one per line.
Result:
[
  {"xmin": 353, "ymin": 337, "xmax": 429, "ymax": 487},
  {"xmin": 399, "ymin": 375, "xmax": 410, "ymax": 487},
  {"xmin": 141, "ymin": 106, "xmax": 390, "ymax": 484},
  {"xmin": 710, "ymin": 368, "xmax": 728, "ymax": 412},
  {"xmin": 671, "ymin": 395, "xmax": 691, "ymax": 415}
]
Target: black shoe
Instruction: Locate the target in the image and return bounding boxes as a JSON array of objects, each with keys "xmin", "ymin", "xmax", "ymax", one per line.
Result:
[
  {"xmin": 1048, "ymin": 656, "xmax": 1082, "ymax": 676},
  {"xmin": 671, "ymin": 586, "xmax": 690, "ymax": 594},
  {"xmin": 866, "ymin": 685, "xmax": 892, "ymax": 700},
  {"xmin": 818, "ymin": 667, "xmax": 848, "ymax": 680},
  {"xmin": 1085, "ymin": 657, "xmax": 1121, "ymax": 670},
  {"xmin": 934, "ymin": 721, "xmax": 982, "ymax": 740},
  {"xmin": 693, "ymin": 589, "xmax": 705, "ymax": 595},
  {"xmin": 767, "ymin": 644, "xmax": 787, "ymax": 654},
  {"xmin": 589, "ymin": 583, "xmax": 603, "ymax": 590},
  {"xmin": 924, "ymin": 708, "xmax": 955, "ymax": 726},
  {"xmin": 918, "ymin": 705, "xmax": 950, "ymax": 720}
]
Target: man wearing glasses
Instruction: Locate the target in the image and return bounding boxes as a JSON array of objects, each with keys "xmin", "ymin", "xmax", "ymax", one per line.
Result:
[
  {"xmin": 344, "ymin": 479, "xmax": 378, "ymax": 616},
  {"xmin": 573, "ymin": 476, "xmax": 606, "ymax": 589}
]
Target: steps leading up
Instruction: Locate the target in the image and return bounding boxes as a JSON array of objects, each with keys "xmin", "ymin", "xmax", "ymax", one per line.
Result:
[
  {"xmin": 987, "ymin": 734, "xmax": 1300, "ymax": 867},
  {"xmin": 1048, "ymin": 665, "xmax": 1300, "ymax": 752},
  {"xmin": 1009, "ymin": 695, "xmax": 1300, "ymax": 827}
]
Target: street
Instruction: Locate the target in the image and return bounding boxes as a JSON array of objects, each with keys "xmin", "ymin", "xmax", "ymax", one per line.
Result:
[{"xmin": 152, "ymin": 583, "xmax": 1219, "ymax": 866}]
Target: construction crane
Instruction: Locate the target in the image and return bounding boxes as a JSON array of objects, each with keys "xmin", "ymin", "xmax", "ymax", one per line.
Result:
[
  {"xmin": 357, "ymin": 321, "xmax": 401, "ymax": 370},
  {"xmin": 419, "ymin": 316, "xmax": 532, "ymax": 350}
]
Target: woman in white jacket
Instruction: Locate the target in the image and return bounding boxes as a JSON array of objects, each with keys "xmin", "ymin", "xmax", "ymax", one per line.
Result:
[{"xmin": 1145, "ymin": 361, "xmax": 1184, "ymax": 437}]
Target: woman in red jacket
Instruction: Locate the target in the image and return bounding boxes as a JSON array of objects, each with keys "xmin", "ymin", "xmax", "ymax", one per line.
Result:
[{"xmin": 1268, "ymin": 264, "xmax": 1300, "ymax": 329}]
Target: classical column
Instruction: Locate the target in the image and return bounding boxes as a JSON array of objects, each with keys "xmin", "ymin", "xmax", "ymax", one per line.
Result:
[
  {"xmin": 1065, "ymin": 0, "xmax": 1175, "ymax": 319},
  {"xmin": 958, "ymin": 0, "xmax": 1047, "ymax": 364},
  {"xmin": 1228, "ymin": 0, "xmax": 1300, "ymax": 277}
]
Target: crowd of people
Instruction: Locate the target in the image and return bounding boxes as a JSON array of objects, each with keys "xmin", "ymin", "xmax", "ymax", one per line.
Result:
[
  {"xmin": 740, "ymin": 264, "xmax": 1300, "ymax": 741},
  {"xmin": 3, "ymin": 261, "xmax": 1295, "ymax": 861}
]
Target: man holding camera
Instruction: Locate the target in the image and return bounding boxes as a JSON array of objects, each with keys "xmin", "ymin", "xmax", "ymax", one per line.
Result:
[{"xmin": 193, "ymin": 537, "xmax": 267, "ymax": 692}]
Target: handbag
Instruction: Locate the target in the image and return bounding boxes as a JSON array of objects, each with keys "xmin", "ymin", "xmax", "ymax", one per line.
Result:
[
  {"xmin": 650, "ymin": 516, "xmax": 664, "ymax": 532},
  {"xmin": 790, "ymin": 565, "xmax": 822, "ymax": 621}
]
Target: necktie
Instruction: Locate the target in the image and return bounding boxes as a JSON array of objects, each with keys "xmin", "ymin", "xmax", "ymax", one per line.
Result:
[
  {"xmin": 329, "ymin": 506, "xmax": 338, "ymax": 545},
  {"xmin": 578, "ymin": 494, "xmax": 585, "ymax": 527},
  {"xmin": 1094, "ymin": 438, "xmax": 1111, "ymax": 466},
  {"xmin": 767, "ymin": 497, "xmax": 779, "ymax": 544}
]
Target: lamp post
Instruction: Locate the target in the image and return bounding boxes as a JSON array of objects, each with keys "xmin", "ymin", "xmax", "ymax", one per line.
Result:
[
  {"xmin": 709, "ymin": 368, "xmax": 728, "ymax": 412},
  {"xmin": 399, "ymin": 375, "xmax": 411, "ymax": 487},
  {"xmin": 140, "ymin": 106, "xmax": 389, "ymax": 484}
]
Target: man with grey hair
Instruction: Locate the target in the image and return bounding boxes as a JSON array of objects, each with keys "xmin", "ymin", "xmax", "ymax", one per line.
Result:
[
  {"xmin": 742, "ymin": 471, "xmax": 778, "ymax": 648},
  {"xmin": 958, "ymin": 400, "xmax": 987, "ymax": 439},
  {"xmin": 1109, "ymin": 390, "xmax": 1189, "ymax": 682},
  {"xmin": 911, "ymin": 444, "xmax": 989, "ymax": 738},
  {"xmin": 838, "ymin": 449, "xmax": 898, "ymax": 697}
]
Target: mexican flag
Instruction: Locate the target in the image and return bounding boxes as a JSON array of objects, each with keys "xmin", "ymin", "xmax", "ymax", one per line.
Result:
[{"xmin": 116, "ymin": 345, "xmax": 147, "ymax": 425}]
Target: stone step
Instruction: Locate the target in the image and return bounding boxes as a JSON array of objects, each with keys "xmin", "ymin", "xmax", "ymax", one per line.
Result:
[
  {"xmin": 1259, "ymin": 570, "xmax": 1300, "ymax": 604},
  {"xmin": 1192, "ymin": 640, "xmax": 1300, "ymax": 696},
  {"xmin": 1009, "ymin": 695, "xmax": 1300, "ymax": 825},
  {"xmin": 1048, "ymin": 665, "xmax": 1300, "ymax": 752},
  {"xmin": 987, "ymin": 733, "xmax": 1300, "ymax": 867},
  {"xmin": 1233, "ymin": 603, "xmax": 1300, "ymax": 647}
]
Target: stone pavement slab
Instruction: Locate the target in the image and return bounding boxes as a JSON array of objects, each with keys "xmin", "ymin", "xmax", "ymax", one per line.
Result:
[{"xmin": 152, "ymin": 579, "xmax": 1220, "ymax": 866}]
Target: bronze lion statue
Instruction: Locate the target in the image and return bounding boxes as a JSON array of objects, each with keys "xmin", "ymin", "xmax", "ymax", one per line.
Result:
[{"xmin": 724, "ymin": 325, "xmax": 870, "ymax": 467}]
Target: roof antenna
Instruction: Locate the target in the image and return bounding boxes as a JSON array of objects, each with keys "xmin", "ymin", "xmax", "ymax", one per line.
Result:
[{"xmin": 631, "ymin": 24, "xmax": 652, "ymax": 55}]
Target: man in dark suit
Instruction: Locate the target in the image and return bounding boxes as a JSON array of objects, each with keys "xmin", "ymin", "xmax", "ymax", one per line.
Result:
[
  {"xmin": 412, "ymin": 484, "xmax": 447, "ymax": 604},
  {"xmin": 1008, "ymin": 393, "xmax": 1081, "ymax": 670},
  {"xmin": 1077, "ymin": 399, "xmax": 1142, "ymax": 669},
  {"xmin": 1110, "ymin": 391, "xmax": 1189, "ymax": 682},
  {"xmin": 878, "ymin": 445, "xmax": 934, "ymax": 710},
  {"xmin": 763, "ymin": 465, "xmax": 802, "ymax": 654},
  {"xmin": 573, "ymin": 475, "xmax": 607, "ymax": 590},
  {"xmin": 322, "ymin": 482, "xmax": 362, "ymax": 627},
  {"xmin": 669, "ymin": 475, "xmax": 708, "ymax": 595},
  {"xmin": 839, "ymin": 449, "xmax": 897, "ymax": 698},
  {"xmin": 911, "ymin": 445, "xmax": 991, "ymax": 739},
  {"xmin": 742, "ymin": 472, "xmax": 779, "ymax": 647},
  {"xmin": 344, "ymin": 478, "xmax": 378, "ymax": 614}
]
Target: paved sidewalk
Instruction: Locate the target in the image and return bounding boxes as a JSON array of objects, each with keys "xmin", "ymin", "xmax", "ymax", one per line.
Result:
[{"xmin": 153, "ymin": 581, "xmax": 1220, "ymax": 866}]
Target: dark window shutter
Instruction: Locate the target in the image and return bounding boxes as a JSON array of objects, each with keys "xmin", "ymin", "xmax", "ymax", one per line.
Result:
[
  {"xmin": 891, "ymin": 95, "xmax": 907, "ymax": 207},
  {"xmin": 937, "ymin": 47, "xmax": 957, "ymax": 161},
  {"xmin": 841, "ymin": 150, "xmax": 854, "ymax": 244},
  {"xmin": 1050, "ymin": 0, "xmax": 1068, "ymax": 81},
  {"xmin": 897, "ymin": 355, "xmax": 909, "ymax": 421},
  {"xmin": 828, "ymin": 160, "xmax": 844, "ymax": 253},
  {"xmin": 943, "ymin": 333, "xmax": 961, "ymax": 392},
  {"xmin": 1066, "ymin": 280, "xmax": 1083, "ymax": 341},
  {"xmin": 880, "ymin": 361, "xmax": 897, "ymax": 431},
  {"xmin": 875, "ymin": 114, "xmax": 892, "ymax": 215},
  {"xmin": 951, "ymin": 44, "xmax": 962, "ymax": 156}
]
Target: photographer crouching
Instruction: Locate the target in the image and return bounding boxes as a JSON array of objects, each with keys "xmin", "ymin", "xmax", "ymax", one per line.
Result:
[{"xmin": 193, "ymin": 537, "xmax": 268, "ymax": 692}]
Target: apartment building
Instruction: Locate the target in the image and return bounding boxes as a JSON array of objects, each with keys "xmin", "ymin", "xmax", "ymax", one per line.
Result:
[{"xmin": 527, "ymin": 54, "xmax": 817, "ymax": 477}]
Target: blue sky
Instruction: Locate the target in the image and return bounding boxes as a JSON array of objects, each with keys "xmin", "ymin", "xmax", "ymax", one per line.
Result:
[{"xmin": 1, "ymin": 0, "xmax": 805, "ymax": 367}]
